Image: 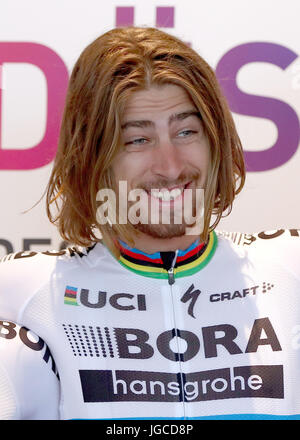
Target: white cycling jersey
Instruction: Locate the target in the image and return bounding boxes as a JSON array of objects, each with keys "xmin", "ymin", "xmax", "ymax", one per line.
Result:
[{"xmin": 0, "ymin": 229, "xmax": 300, "ymax": 420}]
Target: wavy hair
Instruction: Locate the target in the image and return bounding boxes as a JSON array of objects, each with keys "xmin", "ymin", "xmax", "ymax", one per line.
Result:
[{"xmin": 46, "ymin": 26, "xmax": 245, "ymax": 258}]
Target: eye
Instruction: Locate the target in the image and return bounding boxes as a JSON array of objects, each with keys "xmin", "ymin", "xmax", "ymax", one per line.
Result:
[
  {"xmin": 125, "ymin": 138, "xmax": 148, "ymax": 145},
  {"xmin": 177, "ymin": 129, "xmax": 197, "ymax": 137}
]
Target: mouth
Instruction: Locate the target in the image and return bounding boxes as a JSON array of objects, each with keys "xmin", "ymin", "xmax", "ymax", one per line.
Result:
[{"xmin": 146, "ymin": 181, "xmax": 192, "ymax": 204}]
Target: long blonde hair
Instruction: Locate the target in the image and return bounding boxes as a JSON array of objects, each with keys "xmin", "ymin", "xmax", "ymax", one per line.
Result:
[{"xmin": 46, "ymin": 26, "xmax": 245, "ymax": 258}]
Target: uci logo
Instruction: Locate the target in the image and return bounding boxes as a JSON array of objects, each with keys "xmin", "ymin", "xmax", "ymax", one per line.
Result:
[{"xmin": 64, "ymin": 285, "xmax": 147, "ymax": 311}]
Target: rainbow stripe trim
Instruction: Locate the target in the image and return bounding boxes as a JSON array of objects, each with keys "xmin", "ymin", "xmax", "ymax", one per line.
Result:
[
  {"xmin": 118, "ymin": 230, "xmax": 217, "ymax": 280},
  {"xmin": 64, "ymin": 285, "xmax": 79, "ymax": 306}
]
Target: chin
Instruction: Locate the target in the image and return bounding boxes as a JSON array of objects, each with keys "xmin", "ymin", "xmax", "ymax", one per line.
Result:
[{"xmin": 134, "ymin": 223, "xmax": 187, "ymax": 239}]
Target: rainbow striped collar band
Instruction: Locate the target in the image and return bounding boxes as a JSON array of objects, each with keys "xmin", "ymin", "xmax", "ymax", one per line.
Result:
[{"xmin": 117, "ymin": 230, "xmax": 218, "ymax": 280}]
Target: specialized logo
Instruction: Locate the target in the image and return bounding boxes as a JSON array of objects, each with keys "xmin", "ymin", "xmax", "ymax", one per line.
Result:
[
  {"xmin": 64, "ymin": 285, "xmax": 147, "ymax": 311},
  {"xmin": 180, "ymin": 284, "xmax": 201, "ymax": 318}
]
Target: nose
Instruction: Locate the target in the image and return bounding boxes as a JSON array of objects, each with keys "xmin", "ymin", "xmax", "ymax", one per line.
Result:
[{"xmin": 150, "ymin": 138, "xmax": 184, "ymax": 182}]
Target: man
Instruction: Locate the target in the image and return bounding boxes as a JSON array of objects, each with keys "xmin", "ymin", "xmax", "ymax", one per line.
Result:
[{"xmin": 0, "ymin": 26, "xmax": 300, "ymax": 420}]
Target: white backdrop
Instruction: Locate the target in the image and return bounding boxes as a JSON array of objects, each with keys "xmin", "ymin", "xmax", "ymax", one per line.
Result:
[{"xmin": 0, "ymin": 0, "xmax": 300, "ymax": 256}]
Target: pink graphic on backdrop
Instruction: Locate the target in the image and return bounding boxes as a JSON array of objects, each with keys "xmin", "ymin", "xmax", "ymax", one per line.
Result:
[
  {"xmin": 156, "ymin": 7, "xmax": 174, "ymax": 27},
  {"xmin": 0, "ymin": 42, "xmax": 69, "ymax": 170},
  {"xmin": 116, "ymin": 7, "xmax": 134, "ymax": 26}
]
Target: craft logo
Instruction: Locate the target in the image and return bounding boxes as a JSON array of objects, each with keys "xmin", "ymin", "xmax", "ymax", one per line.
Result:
[{"xmin": 209, "ymin": 282, "xmax": 275, "ymax": 302}]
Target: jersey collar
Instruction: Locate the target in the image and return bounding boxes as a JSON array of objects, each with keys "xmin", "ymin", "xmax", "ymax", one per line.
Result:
[{"xmin": 117, "ymin": 230, "xmax": 218, "ymax": 280}]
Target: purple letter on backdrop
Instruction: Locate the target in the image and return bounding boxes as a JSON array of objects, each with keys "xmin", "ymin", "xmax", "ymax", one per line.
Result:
[
  {"xmin": 0, "ymin": 43, "xmax": 69, "ymax": 170},
  {"xmin": 216, "ymin": 42, "xmax": 300, "ymax": 171},
  {"xmin": 115, "ymin": 7, "xmax": 134, "ymax": 26}
]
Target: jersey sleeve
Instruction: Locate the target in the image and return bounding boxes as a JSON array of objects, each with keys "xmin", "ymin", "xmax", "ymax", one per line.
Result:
[
  {"xmin": 0, "ymin": 250, "xmax": 59, "ymax": 323},
  {"xmin": 0, "ymin": 320, "xmax": 60, "ymax": 419}
]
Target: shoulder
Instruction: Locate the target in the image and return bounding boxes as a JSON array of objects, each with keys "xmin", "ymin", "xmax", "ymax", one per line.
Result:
[
  {"xmin": 0, "ymin": 242, "xmax": 104, "ymax": 322},
  {"xmin": 0, "ymin": 242, "xmax": 99, "ymax": 265},
  {"xmin": 0, "ymin": 241, "xmax": 106, "ymax": 268},
  {"xmin": 216, "ymin": 228, "xmax": 300, "ymax": 258},
  {"xmin": 216, "ymin": 228, "xmax": 300, "ymax": 248},
  {"xmin": 216, "ymin": 228, "xmax": 300, "ymax": 279}
]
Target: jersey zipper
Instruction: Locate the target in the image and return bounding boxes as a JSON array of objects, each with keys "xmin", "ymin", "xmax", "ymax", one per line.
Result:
[
  {"xmin": 167, "ymin": 248, "xmax": 187, "ymax": 418},
  {"xmin": 167, "ymin": 250, "xmax": 178, "ymax": 285}
]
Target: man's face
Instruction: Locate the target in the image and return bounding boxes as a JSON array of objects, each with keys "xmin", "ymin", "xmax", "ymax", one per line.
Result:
[{"xmin": 111, "ymin": 83, "xmax": 210, "ymax": 239}]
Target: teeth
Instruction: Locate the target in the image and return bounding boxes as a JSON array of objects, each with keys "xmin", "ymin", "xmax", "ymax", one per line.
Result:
[
  {"xmin": 169, "ymin": 188, "xmax": 182, "ymax": 199},
  {"xmin": 150, "ymin": 187, "xmax": 183, "ymax": 201}
]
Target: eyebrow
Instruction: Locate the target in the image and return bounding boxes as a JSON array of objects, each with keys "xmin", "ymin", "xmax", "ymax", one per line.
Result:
[{"xmin": 121, "ymin": 110, "xmax": 202, "ymax": 130}]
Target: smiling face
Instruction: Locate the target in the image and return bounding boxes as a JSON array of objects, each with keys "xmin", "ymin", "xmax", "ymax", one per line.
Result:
[{"xmin": 111, "ymin": 83, "xmax": 211, "ymax": 244}]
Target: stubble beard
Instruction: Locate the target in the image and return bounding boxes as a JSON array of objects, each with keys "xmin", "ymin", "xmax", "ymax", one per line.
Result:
[
  {"xmin": 130, "ymin": 173, "xmax": 203, "ymax": 239},
  {"xmin": 134, "ymin": 216, "xmax": 187, "ymax": 239}
]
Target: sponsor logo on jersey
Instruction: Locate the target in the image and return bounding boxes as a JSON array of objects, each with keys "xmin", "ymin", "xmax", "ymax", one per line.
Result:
[
  {"xmin": 209, "ymin": 282, "xmax": 275, "ymax": 302},
  {"xmin": 0, "ymin": 243, "xmax": 96, "ymax": 263},
  {"xmin": 0, "ymin": 321, "xmax": 59, "ymax": 378},
  {"xmin": 62, "ymin": 317, "xmax": 282, "ymax": 360},
  {"xmin": 180, "ymin": 284, "xmax": 200, "ymax": 318},
  {"xmin": 78, "ymin": 364, "xmax": 284, "ymax": 403},
  {"xmin": 64, "ymin": 317, "xmax": 284, "ymax": 403},
  {"xmin": 63, "ymin": 285, "xmax": 147, "ymax": 311},
  {"xmin": 217, "ymin": 228, "xmax": 300, "ymax": 246},
  {"xmin": 72, "ymin": 316, "xmax": 284, "ymax": 403},
  {"xmin": 63, "ymin": 281, "xmax": 275, "ymax": 319}
]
